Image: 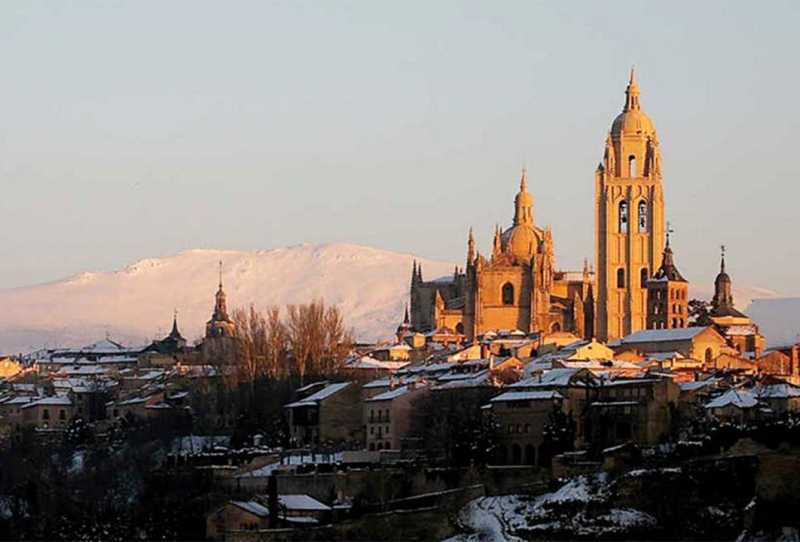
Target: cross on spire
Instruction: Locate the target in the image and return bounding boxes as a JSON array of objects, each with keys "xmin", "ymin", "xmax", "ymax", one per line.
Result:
[
  {"xmin": 218, "ymin": 260, "xmax": 223, "ymax": 289},
  {"xmin": 666, "ymin": 221, "xmax": 674, "ymax": 247}
]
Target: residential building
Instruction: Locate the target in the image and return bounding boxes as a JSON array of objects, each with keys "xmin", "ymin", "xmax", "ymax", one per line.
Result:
[{"xmin": 285, "ymin": 382, "xmax": 362, "ymax": 447}]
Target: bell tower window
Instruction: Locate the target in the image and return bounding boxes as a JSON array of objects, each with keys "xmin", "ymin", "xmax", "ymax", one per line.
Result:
[
  {"xmin": 502, "ymin": 283, "xmax": 514, "ymax": 305},
  {"xmin": 616, "ymin": 268, "xmax": 626, "ymax": 289},
  {"xmin": 638, "ymin": 201, "xmax": 648, "ymax": 232},
  {"xmin": 640, "ymin": 268, "xmax": 648, "ymax": 288},
  {"xmin": 628, "ymin": 155, "xmax": 637, "ymax": 177},
  {"xmin": 618, "ymin": 201, "xmax": 629, "ymax": 234}
]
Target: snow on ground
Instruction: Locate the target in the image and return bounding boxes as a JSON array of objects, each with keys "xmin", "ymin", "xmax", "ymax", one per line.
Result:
[
  {"xmin": 447, "ymin": 474, "xmax": 657, "ymax": 541},
  {"xmin": 0, "ymin": 243, "xmax": 456, "ymax": 353}
]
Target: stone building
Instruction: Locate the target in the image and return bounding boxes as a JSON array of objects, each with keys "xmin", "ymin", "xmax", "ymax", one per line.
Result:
[
  {"xmin": 410, "ymin": 169, "xmax": 594, "ymax": 341},
  {"xmin": 613, "ymin": 326, "xmax": 729, "ymax": 363},
  {"xmin": 646, "ymin": 232, "xmax": 689, "ymax": 330},
  {"xmin": 206, "ymin": 262, "xmax": 236, "ymax": 340},
  {"xmin": 586, "ymin": 376, "xmax": 680, "ymax": 449},
  {"xmin": 364, "ymin": 382, "xmax": 429, "ymax": 451},
  {"xmin": 709, "ymin": 249, "xmax": 765, "ymax": 357},
  {"xmin": 595, "ymin": 69, "xmax": 666, "ymax": 341},
  {"xmin": 201, "ymin": 262, "xmax": 238, "ymax": 363},
  {"xmin": 285, "ymin": 382, "xmax": 362, "ymax": 447}
]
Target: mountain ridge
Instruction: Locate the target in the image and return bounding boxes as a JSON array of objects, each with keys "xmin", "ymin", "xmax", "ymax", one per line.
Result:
[{"xmin": 0, "ymin": 242, "xmax": 786, "ymax": 354}]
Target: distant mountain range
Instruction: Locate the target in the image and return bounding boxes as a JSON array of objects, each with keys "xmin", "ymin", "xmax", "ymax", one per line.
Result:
[{"xmin": 0, "ymin": 243, "xmax": 790, "ymax": 354}]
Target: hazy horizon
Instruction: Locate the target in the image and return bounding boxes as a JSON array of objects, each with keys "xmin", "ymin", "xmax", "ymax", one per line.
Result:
[{"xmin": 2, "ymin": 1, "xmax": 799, "ymax": 295}]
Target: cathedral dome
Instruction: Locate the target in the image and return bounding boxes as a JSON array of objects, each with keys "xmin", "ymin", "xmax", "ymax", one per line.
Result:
[
  {"xmin": 611, "ymin": 109, "xmax": 655, "ymax": 136},
  {"xmin": 611, "ymin": 68, "xmax": 655, "ymax": 137},
  {"xmin": 504, "ymin": 223, "xmax": 540, "ymax": 261}
]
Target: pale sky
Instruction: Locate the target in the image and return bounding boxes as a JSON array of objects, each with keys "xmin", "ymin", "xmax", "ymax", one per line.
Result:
[{"xmin": 1, "ymin": 1, "xmax": 798, "ymax": 295}]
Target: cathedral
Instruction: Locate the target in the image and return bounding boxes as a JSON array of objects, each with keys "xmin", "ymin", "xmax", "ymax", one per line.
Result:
[
  {"xmin": 410, "ymin": 169, "xmax": 594, "ymax": 341},
  {"xmin": 409, "ymin": 69, "xmax": 672, "ymax": 342}
]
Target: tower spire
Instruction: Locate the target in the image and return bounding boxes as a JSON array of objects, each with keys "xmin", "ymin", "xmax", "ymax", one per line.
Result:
[
  {"xmin": 720, "ymin": 244, "xmax": 726, "ymax": 273},
  {"xmin": 624, "ymin": 66, "xmax": 641, "ymax": 112},
  {"xmin": 513, "ymin": 169, "xmax": 534, "ymax": 226},
  {"xmin": 467, "ymin": 227, "xmax": 476, "ymax": 264}
]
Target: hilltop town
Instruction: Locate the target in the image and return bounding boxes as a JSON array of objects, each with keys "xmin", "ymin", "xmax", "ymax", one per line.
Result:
[{"xmin": 1, "ymin": 73, "xmax": 799, "ymax": 541}]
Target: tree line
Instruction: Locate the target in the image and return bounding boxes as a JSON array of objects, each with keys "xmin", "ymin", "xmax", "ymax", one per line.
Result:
[{"xmin": 229, "ymin": 298, "xmax": 354, "ymax": 385}]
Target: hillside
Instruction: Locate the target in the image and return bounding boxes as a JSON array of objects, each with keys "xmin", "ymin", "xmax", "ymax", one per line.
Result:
[{"xmin": 0, "ymin": 243, "xmax": 456, "ymax": 354}]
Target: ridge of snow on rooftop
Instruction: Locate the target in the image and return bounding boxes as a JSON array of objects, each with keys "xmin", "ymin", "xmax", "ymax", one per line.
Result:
[{"xmin": 0, "ymin": 243, "xmax": 457, "ymax": 353}]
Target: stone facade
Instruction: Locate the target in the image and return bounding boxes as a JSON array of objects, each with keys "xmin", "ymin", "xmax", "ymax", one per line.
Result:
[
  {"xmin": 646, "ymin": 234, "xmax": 689, "ymax": 330},
  {"xmin": 410, "ymin": 170, "xmax": 594, "ymax": 341},
  {"xmin": 595, "ymin": 70, "xmax": 665, "ymax": 341}
]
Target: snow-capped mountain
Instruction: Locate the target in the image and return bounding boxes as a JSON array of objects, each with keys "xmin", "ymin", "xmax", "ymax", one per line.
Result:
[
  {"xmin": 0, "ymin": 243, "xmax": 456, "ymax": 354},
  {"xmin": 0, "ymin": 242, "xmax": 788, "ymax": 354}
]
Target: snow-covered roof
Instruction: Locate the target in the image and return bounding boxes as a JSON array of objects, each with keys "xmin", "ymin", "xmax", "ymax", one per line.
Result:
[
  {"xmin": 645, "ymin": 351, "xmax": 686, "ymax": 361},
  {"xmin": 279, "ymin": 494, "xmax": 331, "ymax": 511},
  {"xmin": 511, "ymin": 368, "xmax": 585, "ymax": 388},
  {"xmin": 367, "ymin": 384, "xmax": 425, "ymax": 402},
  {"xmin": 725, "ymin": 325, "xmax": 757, "ymax": 336},
  {"xmin": 706, "ymin": 389, "xmax": 758, "ymax": 410},
  {"xmin": 231, "ymin": 500, "xmax": 270, "ymax": 518},
  {"xmin": 618, "ymin": 327, "xmax": 709, "ymax": 344},
  {"xmin": 285, "ymin": 382, "xmax": 351, "ymax": 408},
  {"xmin": 435, "ymin": 371, "xmax": 491, "ymax": 390},
  {"xmin": 753, "ymin": 383, "xmax": 800, "ymax": 399},
  {"xmin": 2, "ymin": 396, "xmax": 35, "ymax": 406},
  {"xmin": 23, "ymin": 395, "xmax": 72, "ymax": 408},
  {"xmin": 345, "ymin": 356, "xmax": 409, "ymax": 371},
  {"xmin": 490, "ymin": 390, "xmax": 563, "ymax": 403},
  {"xmin": 55, "ymin": 365, "xmax": 108, "ymax": 376},
  {"xmin": 679, "ymin": 379, "xmax": 718, "ymax": 392}
]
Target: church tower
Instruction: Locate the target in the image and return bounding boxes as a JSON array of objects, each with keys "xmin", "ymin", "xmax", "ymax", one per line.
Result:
[
  {"xmin": 206, "ymin": 261, "xmax": 236, "ymax": 339},
  {"xmin": 595, "ymin": 69, "xmax": 665, "ymax": 340},
  {"xmin": 646, "ymin": 228, "xmax": 688, "ymax": 330}
]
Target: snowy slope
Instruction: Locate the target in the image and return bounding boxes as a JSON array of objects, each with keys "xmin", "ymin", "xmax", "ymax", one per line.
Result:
[
  {"xmin": 0, "ymin": 242, "xmax": 790, "ymax": 354},
  {"xmin": 0, "ymin": 244, "xmax": 456, "ymax": 354}
]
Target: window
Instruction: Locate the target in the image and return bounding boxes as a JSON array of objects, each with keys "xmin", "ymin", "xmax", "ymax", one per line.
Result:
[
  {"xmin": 672, "ymin": 318, "xmax": 678, "ymax": 328},
  {"xmin": 455, "ymin": 322, "xmax": 464, "ymax": 334},
  {"xmin": 619, "ymin": 201, "xmax": 629, "ymax": 233},
  {"xmin": 638, "ymin": 200, "xmax": 648, "ymax": 232},
  {"xmin": 628, "ymin": 155, "xmax": 637, "ymax": 177},
  {"xmin": 640, "ymin": 268, "xmax": 648, "ymax": 288},
  {"xmin": 42, "ymin": 409, "xmax": 50, "ymax": 420},
  {"xmin": 502, "ymin": 282, "xmax": 514, "ymax": 305},
  {"xmin": 59, "ymin": 409, "xmax": 66, "ymax": 420},
  {"xmin": 705, "ymin": 348, "xmax": 713, "ymax": 365},
  {"xmin": 617, "ymin": 268, "xmax": 626, "ymax": 289}
]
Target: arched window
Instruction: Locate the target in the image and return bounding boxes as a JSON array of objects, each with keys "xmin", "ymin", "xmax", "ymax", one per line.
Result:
[
  {"xmin": 672, "ymin": 318, "xmax": 678, "ymax": 328},
  {"xmin": 640, "ymin": 268, "xmax": 648, "ymax": 288},
  {"xmin": 455, "ymin": 322, "xmax": 464, "ymax": 334},
  {"xmin": 502, "ymin": 282, "xmax": 514, "ymax": 305},
  {"xmin": 551, "ymin": 322, "xmax": 561, "ymax": 333},
  {"xmin": 619, "ymin": 201, "xmax": 629, "ymax": 233},
  {"xmin": 616, "ymin": 268, "xmax": 626, "ymax": 289},
  {"xmin": 704, "ymin": 348, "xmax": 714, "ymax": 366},
  {"xmin": 638, "ymin": 200, "xmax": 648, "ymax": 232},
  {"xmin": 628, "ymin": 155, "xmax": 637, "ymax": 177}
]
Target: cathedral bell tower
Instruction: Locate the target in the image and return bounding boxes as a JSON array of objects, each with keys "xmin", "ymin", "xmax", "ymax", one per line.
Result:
[{"xmin": 595, "ymin": 69, "xmax": 665, "ymax": 341}]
